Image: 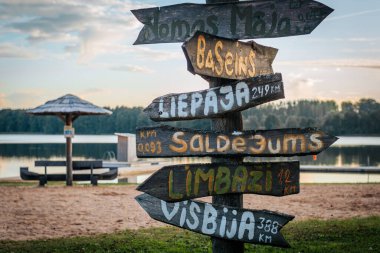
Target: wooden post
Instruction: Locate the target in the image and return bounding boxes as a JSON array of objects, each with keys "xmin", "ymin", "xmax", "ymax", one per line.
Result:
[
  {"xmin": 65, "ymin": 115, "xmax": 73, "ymax": 186},
  {"xmin": 206, "ymin": 1, "xmax": 243, "ymax": 252}
]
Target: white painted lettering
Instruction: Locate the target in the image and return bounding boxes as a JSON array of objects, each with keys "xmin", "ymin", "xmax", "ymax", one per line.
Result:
[
  {"xmin": 226, "ymin": 210, "xmax": 238, "ymax": 239},
  {"xmin": 158, "ymin": 98, "xmax": 169, "ymax": 118},
  {"xmin": 179, "ymin": 201, "xmax": 188, "ymax": 227},
  {"xmin": 238, "ymin": 211, "xmax": 255, "ymax": 240},
  {"xmin": 219, "ymin": 86, "xmax": 234, "ymax": 111},
  {"xmin": 201, "ymin": 203, "xmax": 217, "ymax": 235},
  {"xmin": 204, "ymin": 91, "xmax": 218, "ymax": 116},
  {"xmin": 178, "ymin": 94, "xmax": 188, "ymax": 117},
  {"xmin": 191, "ymin": 92, "xmax": 203, "ymax": 117},
  {"xmin": 161, "ymin": 200, "xmax": 179, "ymax": 221},
  {"xmin": 235, "ymin": 82, "xmax": 249, "ymax": 106},
  {"xmin": 186, "ymin": 202, "xmax": 200, "ymax": 230}
]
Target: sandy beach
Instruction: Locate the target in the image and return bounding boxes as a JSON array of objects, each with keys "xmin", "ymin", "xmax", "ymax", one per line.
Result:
[{"xmin": 0, "ymin": 184, "xmax": 379, "ymax": 241}]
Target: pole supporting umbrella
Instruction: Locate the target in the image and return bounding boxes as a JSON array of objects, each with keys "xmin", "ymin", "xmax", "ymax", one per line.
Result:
[{"xmin": 27, "ymin": 94, "xmax": 112, "ymax": 186}]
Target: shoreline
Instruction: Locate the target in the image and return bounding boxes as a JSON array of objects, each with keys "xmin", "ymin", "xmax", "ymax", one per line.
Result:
[{"xmin": 0, "ymin": 184, "xmax": 379, "ymax": 241}]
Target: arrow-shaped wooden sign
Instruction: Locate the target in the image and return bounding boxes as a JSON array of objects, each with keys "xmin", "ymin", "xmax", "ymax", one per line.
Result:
[
  {"xmin": 144, "ymin": 73, "xmax": 284, "ymax": 121},
  {"xmin": 137, "ymin": 161, "xmax": 300, "ymax": 202},
  {"xmin": 131, "ymin": 0, "xmax": 333, "ymax": 45},
  {"xmin": 136, "ymin": 125, "xmax": 338, "ymax": 158},
  {"xmin": 182, "ymin": 31, "xmax": 277, "ymax": 80},
  {"xmin": 136, "ymin": 193, "xmax": 294, "ymax": 248}
]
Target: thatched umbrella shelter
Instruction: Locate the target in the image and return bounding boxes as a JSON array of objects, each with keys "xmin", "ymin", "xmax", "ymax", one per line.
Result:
[{"xmin": 27, "ymin": 94, "xmax": 112, "ymax": 186}]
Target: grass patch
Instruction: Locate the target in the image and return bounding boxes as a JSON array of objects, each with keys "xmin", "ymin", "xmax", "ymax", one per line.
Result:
[{"xmin": 1, "ymin": 216, "xmax": 379, "ymax": 253}]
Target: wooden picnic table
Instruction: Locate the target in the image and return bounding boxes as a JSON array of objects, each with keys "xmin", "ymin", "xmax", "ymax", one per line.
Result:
[{"xmin": 20, "ymin": 160, "xmax": 118, "ymax": 186}]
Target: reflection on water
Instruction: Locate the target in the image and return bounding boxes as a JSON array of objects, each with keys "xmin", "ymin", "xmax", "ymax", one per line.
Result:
[
  {"xmin": 0, "ymin": 144, "xmax": 116, "ymax": 178},
  {"xmin": 0, "ymin": 143, "xmax": 116, "ymax": 159},
  {"xmin": 1, "ymin": 143, "xmax": 380, "ymax": 182}
]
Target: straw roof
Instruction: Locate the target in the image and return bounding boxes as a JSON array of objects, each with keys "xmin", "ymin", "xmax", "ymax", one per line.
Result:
[{"xmin": 27, "ymin": 94, "xmax": 112, "ymax": 116}]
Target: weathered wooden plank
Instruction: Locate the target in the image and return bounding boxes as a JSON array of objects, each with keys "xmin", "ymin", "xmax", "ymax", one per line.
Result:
[
  {"xmin": 135, "ymin": 193, "xmax": 294, "ymax": 247},
  {"xmin": 182, "ymin": 31, "xmax": 277, "ymax": 80},
  {"xmin": 136, "ymin": 125, "xmax": 338, "ymax": 158},
  {"xmin": 144, "ymin": 73, "xmax": 284, "ymax": 121},
  {"xmin": 131, "ymin": 0, "xmax": 333, "ymax": 45},
  {"xmin": 35, "ymin": 160, "xmax": 103, "ymax": 169},
  {"xmin": 137, "ymin": 161, "xmax": 300, "ymax": 202}
]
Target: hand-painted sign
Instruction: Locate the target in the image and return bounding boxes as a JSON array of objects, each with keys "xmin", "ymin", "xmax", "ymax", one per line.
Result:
[
  {"xmin": 64, "ymin": 126, "xmax": 75, "ymax": 138},
  {"xmin": 131, "ymin": 0, "xmax": 333, "ymax": 45},
  {"xmin": 182, "ymin": 31, "xmax": 277, "ymax": 80},
  {"xmin": 137, "ymin": 161, "xmax": 300, "ymax": 202},
  {"xmin": 144, "ymin": 73, "xmax": 284, "ymax": 121},
  {"xmin": 136, "ymin": 125, "xmax": 338, "ymax": 158},
  {"xmin": 136, "ymin": 193, "xmax": 294, "ymax": 247}
]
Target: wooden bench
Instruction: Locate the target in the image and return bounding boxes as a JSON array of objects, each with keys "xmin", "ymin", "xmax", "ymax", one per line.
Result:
[{"xmin": 20, "ymin": 160, "xmax": 118, "ymax": 186}]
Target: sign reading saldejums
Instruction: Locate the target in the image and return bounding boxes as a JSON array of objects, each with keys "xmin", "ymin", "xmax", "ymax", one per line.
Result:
[
  {"xmin": 131, "ymin": 0, "xmax": 333, "ymax": 45},
  {"xmin": 137, "ymin": 161, "xmax": 300, "ymax": 202},
  {"xmin": 136, "ymin": 125, "xmax": 338, "ymax": 158},
  {"xmin": 144, "ymin": 73, "xmax": 284, "ymax": 121},
  {"xmin": 136, "ymin": 194, "xmax": 294, "ymax": 247}
]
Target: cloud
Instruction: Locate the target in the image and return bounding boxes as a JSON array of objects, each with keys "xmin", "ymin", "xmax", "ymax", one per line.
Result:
[
  {"xmin": 277, "ymin": 59, "xmax": 380, "ymax": 70},
  {"xmin": 0, "ymin": 93, "xmax": 6, "ymax": 107},
  {"xmin": 0, "ymin": 43, "xmax": 37, "ymax": 58},
  {"xmin": 283, "ymin": 73, "xmax": 323, "ymax": 100},
  {"xmin": 133, "ymin": 47, "xmax": 182, "ymax": 61},
  {"xmin": 0, "ymin": 0, "xmax": 150, "ymax": 62},
  {"xmin": 4, "ymin": 90, "xmax": 46, "ymax": 109},
  {"xmin": 326, "ymin": 8, "xmax": 380, "ymax": 21},
  {"xmin": 109, "ymin": 65, "xmax": 154, "ymax": 73}
]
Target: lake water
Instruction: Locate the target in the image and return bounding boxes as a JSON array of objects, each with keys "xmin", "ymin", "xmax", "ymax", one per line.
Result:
[{"xmin": 1, "ymin": 134, "xmax": 380, "ymax": 183}]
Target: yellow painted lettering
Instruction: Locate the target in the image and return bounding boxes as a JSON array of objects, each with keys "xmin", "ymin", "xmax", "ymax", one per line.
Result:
[
  {"xmin": 217, "ymin": 135, "xmax": 230, "ymax": 152},
  {"xmin": 249, "ymin": 135, "xmax": 266, "ymax": 154},
  {"xmin": 214, "ymin": 166, "xmax": 231, "ymax": 194},
  {"xmin": 248, "ymin": 50, "xmax": 256, "ymax": 77},
  {"xmin": 225, "ymin": 52, "xmax": 234, "ymax": 76},
  {"xmin": 283, "ymin": 134, "xmax": 306, "ymax": 153},
  {"xmin": 215, "ymin": 40, "xmax": 224, "ymax": 76},
  {"xmin": 168, "ymin": 170, "xmax": 183, "ymax": 200},
  {"xmin": 194, "ymin": 168, "xmax": 215, "ymax": 195},
  {"xmin": 196, "ymin": 34, "xmax": 206, "ymax": 69},
  {"xmin": 232, "ymin": 137, "xmax": 246, "ymax": 152},
  {"xmin": 190, "ymin": 134, "xmax": 204, "ymax": 152},
  {"xmin": 205, "ymin": 134, "xmax": 215, "ymax": 152},
  {"xmin": 169, "ymin": 131, "xmax": 188, "ymax": 153},
  {"xmin": 231, "ymin": 166, "xmax": 248, "ymax": 192},
  {"xmin": 308, "ymin": 133, "xmax": 323, "ymax": 151}
]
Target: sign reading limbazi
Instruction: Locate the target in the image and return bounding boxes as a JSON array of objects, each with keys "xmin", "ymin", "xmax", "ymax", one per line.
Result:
[
  {"xmin": 136, "ymin": 193, "xmax": 294, "ymax": 248},
  {"xmin": 131, "ymin": 0, "xmax": 334, "ymax": 44},
  {"xmin": 144, "ymin": 73, "xmax": 284, "ymax": 121},
  {"xmin": 137, "ymin": 162, "xmax": 300, "ymax": 202},
  {"xmin": 136, "ymin": 125, "xmax": 338, "ymax": 158},
  {"xmin": 182, "ymin": 31, "xmax": 277, "ymax": 80}
]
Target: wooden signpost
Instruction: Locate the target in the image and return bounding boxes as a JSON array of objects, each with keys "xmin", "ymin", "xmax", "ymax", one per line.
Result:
[
  {"xmin": 131, "ymin": 0, "xmax": 334, "ymax": 251},
  {"xmin": 131, "ymin": 0, "xmax": 333, "ymax": 45},
  {"xmin": 182, "ymin": 31, "xmax": 277, "ymax": 80},
  {"xmin": 136, "ymin": 125, "xmax": 338, "ymax": 158},
  {"xmin": 144, "ymin": 73, "xmax": 284, "ymax": 121},
  {"xmin": 136, "ymin": 193, "xmax": 294, "ymax": 248},
  {"xmin": 137, "ymin": 161, "xmax": 300, "ymax": 202}
]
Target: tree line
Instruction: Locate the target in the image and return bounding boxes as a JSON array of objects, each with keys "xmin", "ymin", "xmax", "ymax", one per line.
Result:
[{"xmin": 0, "ymin": 99, "xmax": 379, "ymax": 136}]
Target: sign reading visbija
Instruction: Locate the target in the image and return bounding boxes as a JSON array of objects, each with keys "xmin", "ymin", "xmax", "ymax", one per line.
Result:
[
  {"xmin": 182, "ymin": 31, "xmax": 277, "ymax": 80},
  {"xmin": 137, "ymin": 162, "xmax": 300, "ymax": 202},
  {"xmin": 131, "ymin": 0, "xmax": 333, "ymax": 44},
  {"xmin": 136, "ymin": 125, "xmax": 338, "ymax": 158},
  {"xmin": 144, "ymin": 73, "xmax": 284, "ymax": 121},
  {"xmin": 136, "ymin": 193, "xmax": 294, "ymax": 248}
]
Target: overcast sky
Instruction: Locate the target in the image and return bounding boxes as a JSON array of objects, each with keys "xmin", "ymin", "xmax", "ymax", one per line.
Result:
[{"xmin": 0, "ymin": 0, "xmax": 379, "ymax": 109}]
